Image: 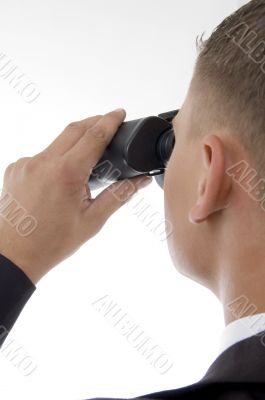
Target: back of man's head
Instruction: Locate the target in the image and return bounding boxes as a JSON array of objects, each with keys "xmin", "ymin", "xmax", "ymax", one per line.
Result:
[{"xmin": 190, "ymin": 0, "xmax": 265, "ymax": 180}]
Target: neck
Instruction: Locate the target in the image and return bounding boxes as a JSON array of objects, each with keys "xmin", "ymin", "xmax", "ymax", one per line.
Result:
[
  {"xmin": 206, "ymin": 203, "xmax": 265, "ymax": 326},
  {"xmin": 217, "ymin": 252, "xmax": 265, "ymax": 326}
]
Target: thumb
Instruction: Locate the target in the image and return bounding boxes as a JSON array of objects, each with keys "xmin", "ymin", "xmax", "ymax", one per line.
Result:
[{"xmin": 88, "ymin": 175, "xmax": 152, "ymax": 224}]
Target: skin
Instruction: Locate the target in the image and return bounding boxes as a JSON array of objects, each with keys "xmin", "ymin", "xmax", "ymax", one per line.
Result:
[
  {"xmin": 0, "ymin": 109, "xmax": 152, "ymax": 285},
  {"xmin": 164, "ymin": 86, "xmax": 265, "ymax": 325},
  {"xmin": 2, "ymin": 94, "xmax": 265, "ymax": 327}
]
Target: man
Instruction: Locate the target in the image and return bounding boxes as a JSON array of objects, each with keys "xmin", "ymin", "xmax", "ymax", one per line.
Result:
[{"xmin": 1, "ymin": 0, "xmax": 265, "ymax": 398}]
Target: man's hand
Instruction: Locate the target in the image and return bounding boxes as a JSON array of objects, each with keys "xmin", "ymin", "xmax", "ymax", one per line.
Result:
[{"xmin": 0, "ymin": 109, "xmax": 152, "ymax": 284}]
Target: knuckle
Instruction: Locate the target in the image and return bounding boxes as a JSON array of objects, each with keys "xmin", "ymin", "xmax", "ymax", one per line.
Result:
[
  {"xmin": 93, "ymin": 114, "xmax": 103, "ymax": 120},
  {"xmin": 87, "ymin": 124, "xmax": 108, "ymax": 143},
  {"xmin": 119, "ymin": 183, "xmax": 136, "ymax": 202},
  {"xmin": 14, "ymin": 156, "xmax": 31, "ymax": 165},
  {"xmin": 23, "ymin": 157, "xmax": 40, "ymax": 174},
  {"xmin": 65, "ymin": 121, "xmax": 83, "ymax": 132},
  {"xmin": 109, "ymin": 180, "xmax": 136, "ymax": 202},
  {"xmin": 4, "ymin": 162, "xmax": 15, "ymax": 178},
  {"xmin": 23, "ymin": 153, "xmax": 47, "ymax": 175}
]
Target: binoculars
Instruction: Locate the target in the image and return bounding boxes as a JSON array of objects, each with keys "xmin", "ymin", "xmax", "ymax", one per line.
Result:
[{"xmin": 88, "ymin": 109, "xmax": 179, "ymax": 191}]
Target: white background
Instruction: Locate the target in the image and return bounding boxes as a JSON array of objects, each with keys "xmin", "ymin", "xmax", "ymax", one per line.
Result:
[{"xmin": 0, "ymin": 1, "xmax": 248, "ymax": 399}]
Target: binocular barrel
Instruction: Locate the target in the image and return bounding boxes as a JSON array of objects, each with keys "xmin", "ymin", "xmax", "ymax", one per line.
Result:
[{"xmin": 88, "ymin": 110, "xmax": 178, "ymax": 190}]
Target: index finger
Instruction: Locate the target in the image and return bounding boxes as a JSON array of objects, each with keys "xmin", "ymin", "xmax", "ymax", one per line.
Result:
[
  {"xmin": 64, "ymin": 108, "xmax": 126, "ymax": 175},
  {"xmin": 42, "ymin": 115, "xmax": 103, "ymax": 156}
]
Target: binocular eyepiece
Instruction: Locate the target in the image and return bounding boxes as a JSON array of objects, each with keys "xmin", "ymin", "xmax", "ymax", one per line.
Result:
[{"xmin": 88, "ymin": 109, "xmax": 179, "ymax": 190}]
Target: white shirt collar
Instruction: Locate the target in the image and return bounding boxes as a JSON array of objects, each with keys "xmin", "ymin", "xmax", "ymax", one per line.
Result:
[{"xmin": 218, "ymin": 312, "xmax": 265, "ymax": 356}]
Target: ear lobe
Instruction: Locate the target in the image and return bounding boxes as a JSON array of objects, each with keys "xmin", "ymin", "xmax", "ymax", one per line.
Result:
[{"xmin": 189, "ymin": 135, "xmax": 232, "ymax": 225}]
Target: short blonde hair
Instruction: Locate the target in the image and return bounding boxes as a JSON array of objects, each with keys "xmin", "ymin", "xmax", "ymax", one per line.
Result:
[{"xmin": 190, "ymin": 0, "xmax": 265, "ymax": 178}]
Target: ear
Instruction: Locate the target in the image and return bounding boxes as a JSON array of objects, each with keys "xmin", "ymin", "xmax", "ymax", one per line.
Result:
[{"xmin": 189, "ymin": 134, "xmax": 232, "ymax": 224}]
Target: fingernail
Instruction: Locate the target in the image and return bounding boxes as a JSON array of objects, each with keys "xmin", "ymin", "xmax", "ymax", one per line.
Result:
[{"xmin": 113, "ymin": 108, "xmax": 126, "ymax": 115}]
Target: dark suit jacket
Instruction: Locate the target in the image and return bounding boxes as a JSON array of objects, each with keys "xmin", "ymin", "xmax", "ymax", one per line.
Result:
[{"xmin": 1, "ymin": 253, "xmax": 265, "ymax": 399}]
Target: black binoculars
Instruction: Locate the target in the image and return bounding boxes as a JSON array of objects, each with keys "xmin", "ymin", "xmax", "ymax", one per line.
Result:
[{"xmin": 88, "ymin": 109, "xmax": 179, "ymax": 191}]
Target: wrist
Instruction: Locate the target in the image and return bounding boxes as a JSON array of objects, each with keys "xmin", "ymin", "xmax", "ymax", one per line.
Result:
[
  {"xmin": 0, "ymin": 233, "xmax": 40, "ymax": 284},
  {"xmin": 0, "ymin": 249, "xmax": 38, "ymax": 284}
]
